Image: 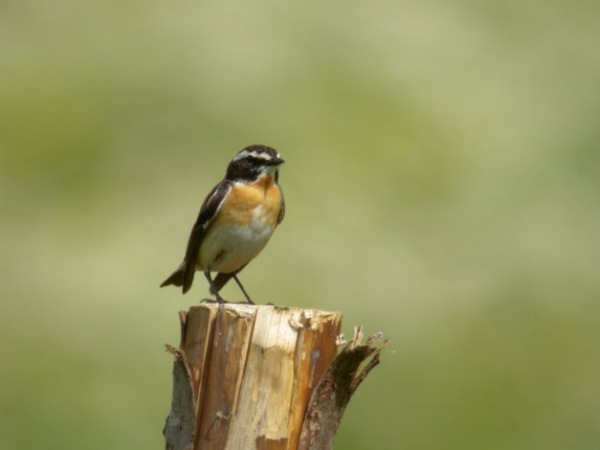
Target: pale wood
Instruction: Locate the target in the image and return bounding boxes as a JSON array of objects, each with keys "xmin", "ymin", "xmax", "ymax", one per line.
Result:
[{"xmin": 163, "ymin": 303, "xmax": 386, "ymax": 450}]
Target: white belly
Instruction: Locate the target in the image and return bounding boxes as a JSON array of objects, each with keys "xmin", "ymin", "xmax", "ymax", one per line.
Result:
[{"xmin": 197, "ymin": 207, "xmax": 276, "ymax": 273}]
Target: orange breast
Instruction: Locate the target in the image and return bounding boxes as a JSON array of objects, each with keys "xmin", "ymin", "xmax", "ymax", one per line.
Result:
[
  {"xmin": 196, "ymin": 174, "xmax": 283, "ymax": 271},
  {"xmin": 219, "ymin": 175, "xmax": 282, "ymax": 227}
]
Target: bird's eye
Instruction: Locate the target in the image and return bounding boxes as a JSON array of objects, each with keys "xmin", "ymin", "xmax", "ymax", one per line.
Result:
[{"xmin": 246, "ymin": 156, "xmax": 262, "ymax": 165}]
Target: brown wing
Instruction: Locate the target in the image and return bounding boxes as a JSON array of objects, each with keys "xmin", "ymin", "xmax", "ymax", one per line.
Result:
[
  {"xmin": 160, "ymin": 180, "xmax": 232, "ymax": 294},
  {"xmin": 276, "ymin": 184, "xmax": 285, "ymax": 224},
  {"xmin": 181, "ymin": 180, "xmax": 232, "ymax": 293}
]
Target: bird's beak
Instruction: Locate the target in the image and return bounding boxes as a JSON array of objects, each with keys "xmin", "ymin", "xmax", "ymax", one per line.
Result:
[{"xmin": 266, "ymin": 157, "xmax": 285, "ymax": 166}]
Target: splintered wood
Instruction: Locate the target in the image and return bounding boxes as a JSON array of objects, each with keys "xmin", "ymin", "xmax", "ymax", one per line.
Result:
[{"xmin": 164, "ymin": 304, "xmax": 386, "ymax": 450}]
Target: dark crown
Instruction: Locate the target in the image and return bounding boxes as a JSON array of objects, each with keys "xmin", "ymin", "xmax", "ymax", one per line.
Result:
[{"xmin": 226, "ymin": 145, "xmax": 284, "ymax": 182}]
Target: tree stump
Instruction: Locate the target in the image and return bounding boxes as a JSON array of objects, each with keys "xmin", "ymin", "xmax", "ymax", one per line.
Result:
[{"xmin": 164, "ymin": 303, "xmax": 388, "ymax": 450}]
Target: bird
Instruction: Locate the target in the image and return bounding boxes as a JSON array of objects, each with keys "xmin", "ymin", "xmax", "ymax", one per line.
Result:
[{"xmin": 160, "ymin": 145, "xmax": 285, "ymax": 304}]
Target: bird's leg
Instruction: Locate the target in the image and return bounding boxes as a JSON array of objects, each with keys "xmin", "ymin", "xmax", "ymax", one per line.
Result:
[
  {"xmin": 233, "ymin": 274, "xmax": 255, "ymax": 304},
  {"xmin": 204, "ymin": 269, "xmax": 226, "ymax": 303}
]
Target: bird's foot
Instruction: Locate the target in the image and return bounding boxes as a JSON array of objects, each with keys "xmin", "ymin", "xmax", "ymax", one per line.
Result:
[{"xmin": 200, "ymin": 295, "xmax": 227, "ymax": 305}]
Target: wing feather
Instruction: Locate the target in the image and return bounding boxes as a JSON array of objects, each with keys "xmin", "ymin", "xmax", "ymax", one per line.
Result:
[
  {"xmin": 180, "ymin": 180, "xmax": 232, "ymax": 293},
  {"xmin": 276, "ymin": 184, "xmax": 285, "ymax": 224}
]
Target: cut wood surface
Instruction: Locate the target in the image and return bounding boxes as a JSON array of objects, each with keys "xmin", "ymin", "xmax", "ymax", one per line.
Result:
[{"xmin": 164, "ymin": 303, "xmax": 387, "ymax": 450}]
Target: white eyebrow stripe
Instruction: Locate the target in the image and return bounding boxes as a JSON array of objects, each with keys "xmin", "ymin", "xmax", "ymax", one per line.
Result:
[{"xmin": 232, "ymin": 150, "xmax": 276, "ymax": 161}]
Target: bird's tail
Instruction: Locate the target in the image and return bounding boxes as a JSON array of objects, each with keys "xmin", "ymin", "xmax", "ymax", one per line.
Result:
[
  {"xmin": 160, "ymin": 263, "xmax": 185, "ymax": 288},
  {"xmin": 210, "ymin": 272, "xmax": 234, "ymax": 294},
  {"xmin": 209, "ymin": 263, "xmax": 249, "ymax": 294}
]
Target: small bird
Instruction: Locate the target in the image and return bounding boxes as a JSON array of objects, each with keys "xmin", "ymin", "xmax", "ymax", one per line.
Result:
[{"xmin": 160, "ymin": 145, "xmax": 285, "ymax": 303}]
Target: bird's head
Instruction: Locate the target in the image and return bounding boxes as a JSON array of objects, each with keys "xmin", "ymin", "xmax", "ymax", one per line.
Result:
[{"xmin": 226, "ymin": 145, "xmax": 285, "ymax": 182}]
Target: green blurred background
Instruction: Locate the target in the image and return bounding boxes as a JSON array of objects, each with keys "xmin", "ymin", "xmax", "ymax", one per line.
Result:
[{"xmin": 1, "ymin": 1, "xmax": 599, "ymax": 449}]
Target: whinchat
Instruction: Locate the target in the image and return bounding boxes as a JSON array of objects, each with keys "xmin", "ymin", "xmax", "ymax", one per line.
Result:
[{"xmin": 160, "ymin": 145, "xmax": 285, "ymax": 303}]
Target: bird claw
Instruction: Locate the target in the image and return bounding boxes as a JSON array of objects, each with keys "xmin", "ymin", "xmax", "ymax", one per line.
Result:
[{"xmin": 200, "ymin": 297, "xmax": 227, "ymax": 304}]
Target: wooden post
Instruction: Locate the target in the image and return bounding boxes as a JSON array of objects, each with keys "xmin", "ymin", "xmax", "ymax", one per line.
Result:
[{"xmin": 164, "ymin": 303, "xmax": 387, "ymax": 450}]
